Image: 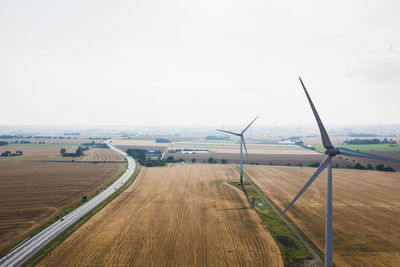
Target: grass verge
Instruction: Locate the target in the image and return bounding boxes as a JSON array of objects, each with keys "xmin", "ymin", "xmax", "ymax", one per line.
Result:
[
  {"xmin": 22, "ymin": 163, "xmax": 140, "ymax": 266},
  {"xmin": 229, "ymin": 180, "xmax": 314, "ymax": 266},
  {"xmin": 0, "ymin": 162, "xmax": 127, "ymax": 259}
]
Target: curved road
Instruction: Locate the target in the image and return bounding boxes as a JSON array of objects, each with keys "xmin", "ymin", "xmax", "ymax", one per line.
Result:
[{"xmin": 0, "ymin": 141, "xmax": 136, "ymax": 267}]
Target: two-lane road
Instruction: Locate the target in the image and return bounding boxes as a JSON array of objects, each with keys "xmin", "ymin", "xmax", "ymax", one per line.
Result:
[{"xmin": 0, "ymin": 141, "xmax": 135, "ymax": 267}]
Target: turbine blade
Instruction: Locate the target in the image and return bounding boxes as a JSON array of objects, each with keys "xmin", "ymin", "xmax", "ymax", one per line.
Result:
[
  {"xmin": 242, "ymin": 136, "xmax": 249, "ymax": 159},
  {"xmin": 299, "ymin": 77, "xmax": 333, "ymax": 149},
  {"xmin": 281, "ymin": 155, "xmax": 331, "ymax": 216},
  {"xmin": 338, "ymin": 147, "xmax": 400, "ymax": 163},
  {"xmin": 241, "ymin": 116, "xmax": 259, "ymax": 135},
  {"xmin": 216, "ymin": 129, "xmax": 241, "ymax": 136}
]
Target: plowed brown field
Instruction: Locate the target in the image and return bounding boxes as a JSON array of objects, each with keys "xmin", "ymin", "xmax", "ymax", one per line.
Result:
[
  {"xmin": 245, "ymin": 165, "xmax": 400, "ymax": 267},
  {"xmin": 39, "ymin": 164, "xmax": 283, "ymax": 266},
  {"xmin": 0, "ymin": 161, "xmax": 125, "ymax": 253}
]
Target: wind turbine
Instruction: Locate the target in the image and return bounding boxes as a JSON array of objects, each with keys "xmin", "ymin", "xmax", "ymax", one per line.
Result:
[
  {"xmin": 217, "ymin": 116, "xmax": 258, "ymax": 188},
  {"xmin": 281, "ymin": 77, "xmax": 400, "ymax": 267}
]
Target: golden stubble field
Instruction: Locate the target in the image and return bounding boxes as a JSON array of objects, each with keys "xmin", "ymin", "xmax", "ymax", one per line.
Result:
[
  {"xmin": 245, "ymin": 165, "xmax": 400, "ymax": 267},
  {"xmin": 0, "ymin": 145, "xmax": 124, "ymax": 162},
  {"xmin": 0, "ymin": 161, "xmax": 125, "ymax": 253},
  {"xmin": 39, "ymin": 164, "xmax": 283, "ymax": 267}
]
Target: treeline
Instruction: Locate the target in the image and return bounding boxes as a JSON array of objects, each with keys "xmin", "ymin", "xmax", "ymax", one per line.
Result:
[
  {"xmin": 166, "ymin": 156, "xmax": 229, "ymax": 164},
  {"xmin": 353, "ymin": 163, "xmax": 396, "ymax": 172},
  {"xmin": 1, "ymin": 150, "xmax": 23, "ymax": 157},
  {"xmin": 349, "ymin": 134, "xmax": 378, "ymax": 137},
  {"xmin": 307, "ymin": 162, "xmax": 395, "ymax": 172},
  {"xmin": 168, "ymin": 148, "xmax": 210, "ymax": 153},
  {"xmin": 0, "ymin": 135, "xmax": 78, "ymax": 140},
  {"xmin": 206, "ymin": 135, "xmax": 230, "ymax": 140},
  {"xmin": 82, "ymin": 141, "xmax": 109, "ymax": 148},
  {"xmin": 64, "ymin": 132, "xmax": 80, "ymax": 135},
  {"xmin": 155, "ymin": 138, "xmax": 171, "ymax": 143},
  {"xmin": 60, "ymin": 146, "xmax": 89, "ymax": 157},
  {"xmin": 126, "ymin": 149, "xmax": 165, "ymax": 167},
  {"xmin": 0, "ymin": 140, "xmax": 46, "ymax": 145},
  {"xmin": 344, "ymin": 138, "xmax": 397, "ymax": 145},
  {"xmin": 126, "ymin": 149, "xmax": 231, "ymax": 167}
]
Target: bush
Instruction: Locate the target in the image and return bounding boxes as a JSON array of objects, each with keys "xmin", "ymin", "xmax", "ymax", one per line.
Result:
[
  {"xmin": 126, "ymin": 149, "xmax": 147, "ymax": 161},
  {"xmin": 208, "ymin": 157, "xmax": 217, "ymax": 164},
  {"xmin": 354, "ymin": 163, "xmax": 366, "ymax": 170}
]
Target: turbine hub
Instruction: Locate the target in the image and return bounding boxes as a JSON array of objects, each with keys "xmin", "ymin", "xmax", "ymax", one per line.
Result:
[{"xmin": 325, "ymin": 147, "xmax": 339, "ymax": 156}]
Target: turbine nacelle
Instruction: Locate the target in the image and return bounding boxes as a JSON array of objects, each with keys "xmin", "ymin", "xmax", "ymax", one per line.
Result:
[{"xmin": 325, "ymin": 147, "xmax": 339, "ymax": 156}]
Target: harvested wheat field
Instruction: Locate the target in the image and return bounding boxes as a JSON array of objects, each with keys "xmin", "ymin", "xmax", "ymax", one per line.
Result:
[
  {"xmin": 0, "ymin": 144, "xmax": 124, "ymax": 162},
  {"xmin": 39, "ymin": 164, "xmax": 283, "ymax": 266},
  {"xmin": 81, "ymin": 148, "xmax": 125, "ymax": 162},
  {"xmin": 0, "ymin": 161, "xmax": 125, "ymax": 254},
  {"xmin": 245, "ymin": 165, "xmax": 400, "ymax": 267}
]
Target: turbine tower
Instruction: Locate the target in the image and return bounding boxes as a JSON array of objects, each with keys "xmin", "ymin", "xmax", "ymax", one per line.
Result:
[
  {"xmin": 281, "ymin": 77, "xmax": 400, "ymax": 267},
  {"xmin": 217, "ymin": 116, "xmax": 258, "ymax": 187}
]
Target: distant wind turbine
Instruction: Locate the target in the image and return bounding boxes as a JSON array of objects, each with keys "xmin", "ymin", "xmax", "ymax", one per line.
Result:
[
  {"xmin": 217, "ymin": 116, "xmax": 258, "ymax": 188},
  {"xmin": 281, "ymin": 77, "xmax": 400, "ymax": 267}
]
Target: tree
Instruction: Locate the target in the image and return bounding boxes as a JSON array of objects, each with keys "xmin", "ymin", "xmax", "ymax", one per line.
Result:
[
  {"xmin": 60, "ymin": 148, "xmax": 66, "ymax": 155},
  {"xmin": 384, "ymin": 166, "xmax": 396, "ymax": 172},
  {"xmin": 366, "ymin": 164, "xmax": 374, "ymax": 170},
  {"xmin": 354, "ymin": 163, "xmax": 366, "ymax": 170},
  {"xmin": 191, "ymin": 158, "xmax": 196, "ymax": 163},
  {"xmin": 126, "ymin": 149, "xmax": 147, "ymax": 161},
  {"xmin": 208, "ymin": 157, "xmax": 217, "ymax": 164},
  {"xmin": 0, "ymin": 141, "xmax": 8, "ymax": 146},
  {"xmin": 376, "ymin": 164, "xmax": 385, "ymax": 171},
  {"xmin": 221, "ymin": 159, "xmax": 228, "ymax": 164}
]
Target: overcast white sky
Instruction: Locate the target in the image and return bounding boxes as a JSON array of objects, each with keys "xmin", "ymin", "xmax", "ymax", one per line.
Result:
[{"xmin": 1, "ymin": 0, "xmax": 399, "ymax": 127}]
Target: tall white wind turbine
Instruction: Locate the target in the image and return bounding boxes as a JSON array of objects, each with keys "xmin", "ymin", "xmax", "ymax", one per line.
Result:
[
  {"xmin": 281, "ymin": 77, "xmax": 400, "ymax": 267},
  {"xmin": 217, "ymin": 116, "xmax": 258, "ymax": 187}
]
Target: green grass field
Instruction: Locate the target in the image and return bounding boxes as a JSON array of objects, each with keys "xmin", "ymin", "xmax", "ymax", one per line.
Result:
[{"xmin": 312, "ymin": 144, "xmax": 400, "ymax": 152}]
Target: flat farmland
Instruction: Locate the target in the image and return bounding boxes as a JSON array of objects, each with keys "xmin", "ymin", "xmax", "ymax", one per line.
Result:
[
  {"xmin": 170, "ymin": 141, "xmax": 318, "ymax": 154},
  {"xmin": 39, "ymin": 164, "xmax": 283, "ymax": 266},
  {"xmin": 166, "ymin": 151, "xmax": 353, "ymax": 167},
  {"xmin": 0, "ymin": 145, "xmax": 124, "ymax": 162},
  {"xmin": 81, "ymin": 148, "xmax": 125, "ymax": 162},
  {"xmin": 245, "ymin": 165, "xmax": 400, "ymax": 267},
  {"xmin": 0, "ymin": 160, "xmax": 125, "ymax": 254},
  {"xmin": 112, "ymin": 139, "xmax": 170, "ymax": 152},
  {"xmin": 0, "ymin": 144, "xmax": 74, "ymax": 161}
]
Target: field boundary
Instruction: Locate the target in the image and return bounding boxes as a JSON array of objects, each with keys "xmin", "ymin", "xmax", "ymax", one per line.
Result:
[
  {"xmin": 22, "ymin": 163, "xmax": 141, "ymax": 266},
  {"xmin": 233, "ymin": 165, "xmax": 324, "ymax": 266}
]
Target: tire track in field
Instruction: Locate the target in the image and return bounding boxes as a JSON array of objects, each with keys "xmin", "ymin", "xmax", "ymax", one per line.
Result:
[
  {"xmin": 165, "ymin": 167, "xmax": 190, "ymax": 266},
  {"xmin": 214, "ymin": 177, "xmax": 244, "ymax": 267},
  {"xmin": 225, "ymin": 182, "xmax": 269, "ymax": 266},
  {"xmin": 91, "ymin": 169, "xmax": 161, "ymax": 265},
  {"xmin": 129, "ymin": 168, "xmax": 180, "ymax": 266},
  {"xmin": 70, "ymin": 168, "xmax": 160, "ymax": 265},
  {"xmin": 200, "ymin": 181, "xmax": 208, "ymax": 267},
  {"xmin": 221, "ymin": 166, "xmax": 269, "ymax": 265}
]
